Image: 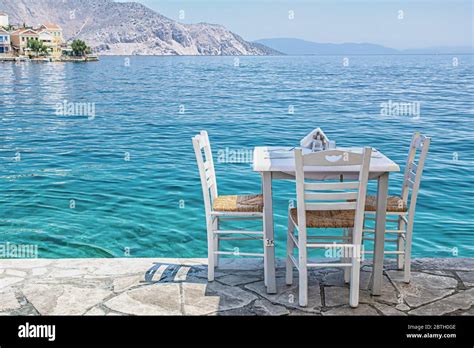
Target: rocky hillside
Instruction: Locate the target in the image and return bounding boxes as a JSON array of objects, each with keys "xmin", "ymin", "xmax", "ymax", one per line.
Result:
[{"xmin": 0, "ymin": 0, "xmax": 279, "ymax": 55}]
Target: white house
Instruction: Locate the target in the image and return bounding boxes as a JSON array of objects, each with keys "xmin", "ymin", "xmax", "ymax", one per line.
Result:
[
  {"xmin": 0, "ymin": 28, "xmax": 11, "ymax": 56},
  {"xmin": 38, "ymin": 30, "xmax": 54, "ymax": 46},
  {"xmin": 0, "ymin": 12, "xmax": 8, "ymax": 28}
]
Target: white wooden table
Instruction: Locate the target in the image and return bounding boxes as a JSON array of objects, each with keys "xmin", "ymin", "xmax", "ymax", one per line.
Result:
[{"xmin": 253, "ymin": 146, "xmax": 400, "ymax": 295}]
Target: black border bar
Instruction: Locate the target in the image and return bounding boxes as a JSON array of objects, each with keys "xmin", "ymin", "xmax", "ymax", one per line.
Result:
[{"xmin": 0, "ymin": 315, "xmax": 472, "ymax": 346}]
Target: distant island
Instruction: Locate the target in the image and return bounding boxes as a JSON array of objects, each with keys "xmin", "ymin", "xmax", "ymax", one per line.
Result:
[
  {"xmin": 1, "ymin": 0, "xmax": 471, "ymax": 57},
  {"xmin": 255, "ymin": 38, "xmax": 474, "ymax": 55}
]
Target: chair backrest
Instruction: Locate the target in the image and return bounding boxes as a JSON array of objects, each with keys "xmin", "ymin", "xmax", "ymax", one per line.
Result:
[
  {"xmin": 400, "ymin": 132, "xmax": 431, "ymax": 219},
  {"xmin": 294, "ymin": 148, "xmax": 372, "ymax": 245},
  {"xmin": 192, "ymin": 131, "xmax": 218, "ymax": 223}
]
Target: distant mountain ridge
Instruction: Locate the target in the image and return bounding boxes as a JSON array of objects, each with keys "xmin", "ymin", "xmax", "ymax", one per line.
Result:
[
  {"xmin": 255, "ymin": 38, "xmax": 474, "ymax": 55},
  {"xmin": 0, "ymin": 0, "xmax": 279, "ymax": 55}
]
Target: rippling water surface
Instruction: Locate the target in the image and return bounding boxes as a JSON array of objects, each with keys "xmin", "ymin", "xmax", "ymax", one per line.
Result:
[{"xmin": 0, "ymin": 55, "xmax": 473, "ymax": 258}]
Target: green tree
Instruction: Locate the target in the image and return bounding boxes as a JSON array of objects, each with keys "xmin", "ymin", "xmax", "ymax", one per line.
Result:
[
  {"xmin": 71, "ymin": 39, "xmax": 91, "ymax": 57},
  {"xmin": 27, "ymin": 39, "xmax": 48, "ymax": 57}
]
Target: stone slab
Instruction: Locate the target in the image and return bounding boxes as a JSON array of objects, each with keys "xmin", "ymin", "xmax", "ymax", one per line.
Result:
[
  {"xmin": 456, "ymin": 271, "xmax": 474, "ymax": 287},
  {"xmin": 322, "ymin": 304, "xmax": 379, "ymax": 316},
  {"xmin": 408, "ymin": 289, "xmax": 474, "ymax": 316},
  {"xmin": 104, "ymin": 284, "xmax": 182, "ymax": 315},
  {"xmin": 23, "ymin": 284, "xmax": 111, "ymax": 315},
  {"xmin": 387, "ymin": 271, "xmax": 457, "ymax": 308},
  {"xmin": 0, "ymin": 290, "xmax": 21, "ymax": 312},
  {"xmin": 245, "ymin": 277, "xmax": 321, "ymax": 313}
]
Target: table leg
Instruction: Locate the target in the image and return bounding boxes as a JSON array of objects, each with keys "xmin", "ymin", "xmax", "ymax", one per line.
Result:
[
  {"xmin": 262, "ymin": 172, "xmax": 276, "ymax": 294},
  {"xmin": 371, "ymin": 172, "xmax": 389, "ymax": 295}
]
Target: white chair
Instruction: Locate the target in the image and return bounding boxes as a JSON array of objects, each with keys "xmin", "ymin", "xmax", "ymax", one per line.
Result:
[
  {"xmin": 362, "ymin": 132, "xmax": 430, "ymax": 283},
  {"xmin": 286, "ymin": 147, "xmax": 372, "ymax": 308},
  {"xmin": 192, "ymin": 131, "xmax": 265, "ymax": 282}
]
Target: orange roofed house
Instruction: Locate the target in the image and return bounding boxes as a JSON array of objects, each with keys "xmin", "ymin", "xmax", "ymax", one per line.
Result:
[
  {"xmin": 10, "ymin": 28, "xmax": 39, "ymax": 56},
  {"xmin": 10, "ymin": 23, "xmax": 64, "ymax": 58},
  {"xmin": 38, "ymin": 23, "xmax": 64, "ymax": 58}
]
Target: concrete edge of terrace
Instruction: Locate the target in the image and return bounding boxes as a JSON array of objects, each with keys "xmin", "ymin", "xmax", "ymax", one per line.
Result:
[{"xmin": 0, "ymin": 257, "xmax": 472, "ymax": 316}]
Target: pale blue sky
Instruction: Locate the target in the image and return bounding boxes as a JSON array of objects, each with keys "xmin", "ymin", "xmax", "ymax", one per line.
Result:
[{"xmin": 133, "ymin": 0, "xmax": 473, "ymax": 49}]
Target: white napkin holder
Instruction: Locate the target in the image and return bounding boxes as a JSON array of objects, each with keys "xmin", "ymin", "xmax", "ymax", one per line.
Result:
[{"xmin": 300, "ymin": 128, "xmax": 330, "ymax": 151}]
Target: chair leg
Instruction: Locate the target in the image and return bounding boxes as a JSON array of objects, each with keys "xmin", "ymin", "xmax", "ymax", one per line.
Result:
[
  {"xmin": 262, "ymin": 217, "xmax": 268, "ymax": 287},
  {"xmin": 404, "ymin": 223, "xmax": 414, "ymax": 283},
  {"xmin": 298, "ymin": 220, "xmax": 308, "ymax": 307},
  {"xmin": 213, "ymin": 236, "xmax": 220, "ymax": 268},
  {"xmin": 207, "ymin": 223, "xmax": 215, "ymax": 282},
  {"xmin": 286, "ymin": 215, "xmax": 294, "ymax": 286},
  {"xmin": 397, "ymin": 216, "xmax": 406, "ymax": 270},
  {"xmin": 343, "ymin": 228, "xmax": 352, "ymax": 284},
  {"xmin": 213, "ymin": 217, "xmax": 220, "ymax": 267},
  {"xmin": 298, "ymin": 229, "xmax": 308, "ymax": 307},
  {"xmin": 349, "ymin": 255, "xmax": 360, "ymax": 308},
  {"xmin": 299, "ymin": 261, "xmax": 308, "ymax": 307},
  {"xmin": 344, "ymin": 266, "xmax": 350, "ymax": 284}
]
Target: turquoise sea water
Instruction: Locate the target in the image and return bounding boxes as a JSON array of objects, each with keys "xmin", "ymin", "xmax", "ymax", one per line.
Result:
[{"xmin": 0, "ymin": 55, "xmax": 473, "ymax": 258}]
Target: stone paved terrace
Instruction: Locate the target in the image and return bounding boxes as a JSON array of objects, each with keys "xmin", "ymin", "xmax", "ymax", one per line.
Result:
[{"xmin": 0, "ymin": 258, "xmax": 472, "ymax": 316}]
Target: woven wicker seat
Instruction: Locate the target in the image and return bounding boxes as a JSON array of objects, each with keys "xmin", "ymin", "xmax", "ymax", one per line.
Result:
[
  {"xmin": 365, "ymin": 195, "xmax": 407, "ymax": 212},
  {"xmin": 290, "ymin": 208, "xmax": 355, "ymax": 228},
  {"xmin": 212, "ymin": 194, "xmax": 263, "ymax": 213}
]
